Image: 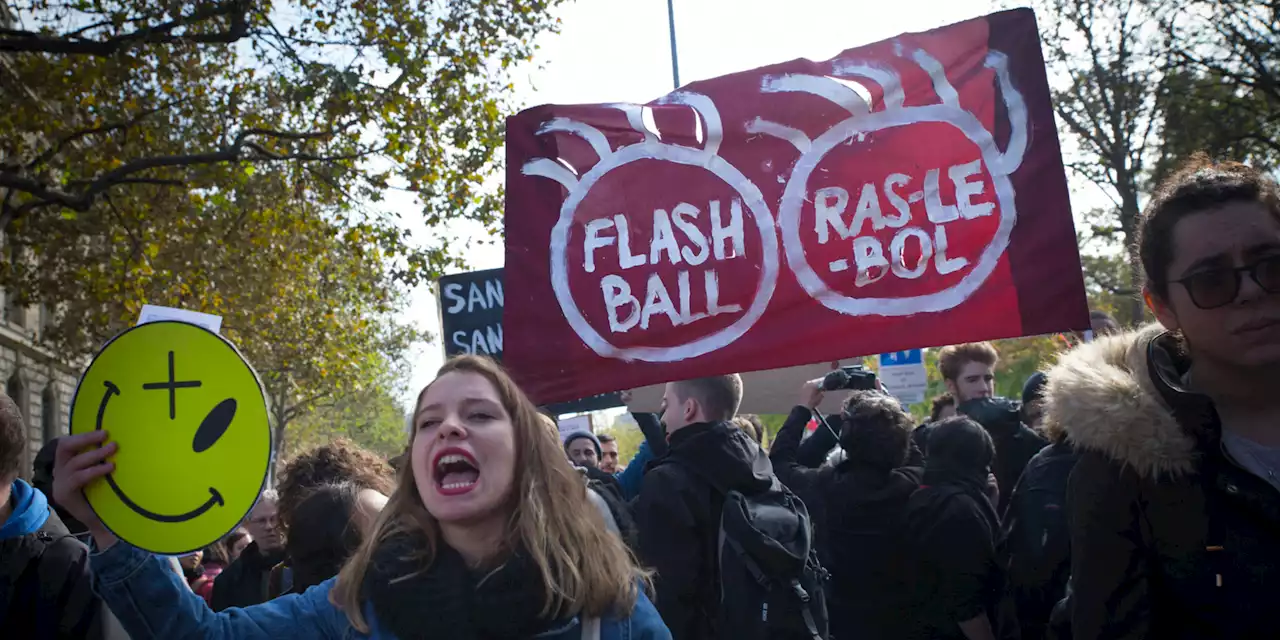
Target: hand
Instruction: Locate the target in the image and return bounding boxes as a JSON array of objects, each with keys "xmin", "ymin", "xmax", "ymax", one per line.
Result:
[
  {"xmin": 800, "ymin": 379, "xmax": 825, "ymax": 409},
  {"xmin": 619, "ymin": 389, "xmax": 633, "ymax": 406},
  {"xmin": 986, "ymin": 472, "xmax": 1000, "ymax": 505},
  {"xmin": 53, "ymin": 431, "xmax": 119, "ymax": 549}
]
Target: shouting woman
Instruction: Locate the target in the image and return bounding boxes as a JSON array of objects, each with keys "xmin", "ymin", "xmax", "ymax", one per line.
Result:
[{"xmin": 54, "ymin": 355, "xmax": 669, "ymax": 639}]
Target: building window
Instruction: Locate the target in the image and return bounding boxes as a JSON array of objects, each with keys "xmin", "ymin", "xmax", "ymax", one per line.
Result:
[
  {"xmin": 4, "ymin": 242, "xmax": 23, "ymax": 329},
  {"xmin": 41, "ymin": 386, "xmax": 58, "ymax": 442},
  {"xmin": 6, "ymin": 373, "xmax": 25, "ymax": 417}
]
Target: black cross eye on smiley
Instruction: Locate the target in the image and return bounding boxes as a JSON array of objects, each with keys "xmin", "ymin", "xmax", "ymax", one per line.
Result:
[{"xmin": 94, "ymin": 351, "xmax": 238, "ymax": 523}]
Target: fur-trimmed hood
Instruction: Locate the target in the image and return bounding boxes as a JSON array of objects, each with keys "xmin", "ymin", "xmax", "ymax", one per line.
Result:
[{"xmin": 1043, "ymin": 324, "xmax": 1211, "ymax": 480}]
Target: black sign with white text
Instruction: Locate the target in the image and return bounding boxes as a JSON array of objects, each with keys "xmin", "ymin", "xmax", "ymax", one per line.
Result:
[
  {"xmin": 440, "ymin": 268, "xmax": 505, "ymax": 358},
  {"xmin": 437, "ymin": 268, "xmax": 623, "ymax": 416}
]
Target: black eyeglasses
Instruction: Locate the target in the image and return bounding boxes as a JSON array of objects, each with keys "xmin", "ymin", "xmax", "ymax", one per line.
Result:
[{"xmin": 1171, "ymin": 256, "xmax": 1280, "ymax": 309}]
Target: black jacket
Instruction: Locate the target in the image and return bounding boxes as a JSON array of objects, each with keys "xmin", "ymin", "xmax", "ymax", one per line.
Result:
[
  {"xmin": 904, "ymin": 484, "xmax": 1012, "ymax": 640},
  {"xmin": 210, "ymin": 540, "xmax": 286, "ymax": 611},
  {"xmin": 958, "ymin": 398, "xmax": 1049, "ymax": 513},
  {"xmin": 771, "ymin": 405, "xmax": 922, "ymax": 640},
  {"xmin": 1002, "ymin": 440, "xmax": 1078, "ymax": 640},
  {"xmin": 634, "ymin": 421, "xmax": 774, "ymax": 640},
  {"xmin": 0, "ymin": 510, "xmax": 102, "ymax": 639},
  {"xmin": 1052, "ymin": 326, "xmax": 1280, "ymax": 639}
]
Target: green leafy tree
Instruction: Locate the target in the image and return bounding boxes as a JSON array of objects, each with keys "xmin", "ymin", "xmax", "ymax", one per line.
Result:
[
  {"xmin": 599, "ymin": 414, "xmax": 647, "ymax": 472},
  {"xmin": 9, "ymin": 164, "xmax": 420, "ymax": 457},
  {"xmin": 286, "ymin": 375, "xmax": 409, "ymax": 461},
  {"xmin": 0, "ymin": 0, "xmax": 564, "ymax": 454},
  {"xmin": 1155, "ymin": 2, "xmax": 1280, "ymax": 181},
  {"xmin": 1153, "ymin": 67, "xmax": 1280, "ymax": 184},
  {"xmin": 0, "ymin": 0, "xmax": 564, "ymax": 241},
  {"xmin": 1036, "ymin": 0, "xmax": 1169, "ymax": 324}
]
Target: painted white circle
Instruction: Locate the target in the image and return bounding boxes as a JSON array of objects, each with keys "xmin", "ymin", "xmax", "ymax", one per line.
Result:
[
  {"xmin": 779, "ymin": 103, "xmax": 1018, "ymax": 317},
  {"xmin": 549, "ymin": 143, "xmax": 779, "ymax": 363}
]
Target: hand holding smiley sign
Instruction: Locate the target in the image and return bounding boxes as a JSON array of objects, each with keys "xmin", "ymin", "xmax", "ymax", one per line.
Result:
[{"xmin": 69, "ymin": 320, "xmax": 271, "ymax": 555}]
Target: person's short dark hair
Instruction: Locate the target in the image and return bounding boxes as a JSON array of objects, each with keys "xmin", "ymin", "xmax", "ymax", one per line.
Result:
[
  {"xmin": 597, "ymin": 433, "xmax": 617, "ymax": 445},
  {"xmin": 1022, "ymin": 372, "xmax": 1049, "ymax": 407},
  {"xmin": 32, "ymin": 437, "xmax": 59, "ymax": 492},
  {"xmin": 285, "ymin": 481, "xmax": 366, "ymax": 593},
  {"xmin": 202, "ymin": 541, "xmax": 231, "ymax": 567},
  {"xmin": 223, "ymin": 527, "xmax": 250, "ymax": 553},
  {"xmin": 929, "ymin": 393, "xmax": 956, "ymax": 423},
  {"xmin": 1139, "ymin": 153, "xmax": 1280, "ymax": 299},
  {"xmin": 926, "ymin": 416, "xmax": 996, "ymax": 474},
  {"xmin": 1089, "ymin": 310, "xmax": 1120, "ymax": 335},
  {"xmin": 277, "ymin": 438, "xmax": 395, "ymax": 539},
  {"xmin": 673, "ymin": 374, "xmax": 743, "ymax": 422},
  {"xmin": 937, "ymin": 343, "xmax": 999, "ymax": 381},
  {"xmin": 0, "ymin": 393, "xmax": 26, "ymax": 482},
  {"xmin": 839, "ymin": 391, "xmax": 915, "ymax": 471}
]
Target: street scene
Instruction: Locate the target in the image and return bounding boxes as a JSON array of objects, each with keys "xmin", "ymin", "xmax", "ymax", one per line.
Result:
[{"xmin": 2, "ymin": 0, "xmax": 1280, "ymax": 638}]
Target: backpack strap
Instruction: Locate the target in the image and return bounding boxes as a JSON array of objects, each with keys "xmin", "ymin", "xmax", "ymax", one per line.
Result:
[
  {"xmin": 35, "ymin": 532, "xmax": 98, "ymax": 637},
  {"xmin": 4, "ymin": 519, "xmax": 98, "ymax": 639}
]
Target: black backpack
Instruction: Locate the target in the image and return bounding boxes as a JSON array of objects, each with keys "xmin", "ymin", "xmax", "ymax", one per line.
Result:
[
  {"xmin": 0, "ymin": 516, "xmax": 102, "ymax": 639},
  {"xmin": 679, "ymin": 459, "xmax": 829, "ymax": 640}
]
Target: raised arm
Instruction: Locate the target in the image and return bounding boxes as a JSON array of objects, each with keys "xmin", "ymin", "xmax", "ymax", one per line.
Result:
[
  {"xmin": 52, "ymin": 432, "xmax": 345, "ymax": 640},
  {"xmin": 633, "ymin": 409, "xmax": 668, "ymax": 458},
  {"xmin": 91, "ymin": 542, "xmax": 345, "ymax": 639},
  {"xmin": 769, "ymin": 380, "xmax": 829, "ymax": 499},
  {"xmin": 615, "ymin": 438, "xmax": 654, "ymax": 501}
]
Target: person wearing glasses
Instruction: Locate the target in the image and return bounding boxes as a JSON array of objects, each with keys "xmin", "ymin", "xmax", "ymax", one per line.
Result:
[{"xmin": 1043, "ymin": 154, "xmax": 1280, "ymax": 639}]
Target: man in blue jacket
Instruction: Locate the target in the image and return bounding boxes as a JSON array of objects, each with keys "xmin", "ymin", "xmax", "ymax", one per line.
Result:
[
  {"xmin": 613, "ymin": 390, "xmax": 669, "ymax": 502},
  {"xmin": 0, "ymin": 393, "xmax": 102, "ymax": 638}
]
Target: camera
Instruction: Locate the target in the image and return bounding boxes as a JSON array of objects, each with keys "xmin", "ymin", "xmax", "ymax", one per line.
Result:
[
  {"xmin": 822, "ymin": 365, "xmax": 878, "ymax": 391},
  {"xmin": 958, "ymin": 397, "xmax": 1023, "ymax": 430}
]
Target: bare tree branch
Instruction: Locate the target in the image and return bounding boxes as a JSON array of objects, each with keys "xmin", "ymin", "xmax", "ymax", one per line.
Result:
[
  {"xmin": 0, "ymin": 127, "xmax": 368, "ymax": 227},
  {"xmin": 0, "ymin": 1, "xmax": 250, "ymax": 56},
  {"xmin": 27, "ymin": 97, "xmax": 192, "ymax": 171}
]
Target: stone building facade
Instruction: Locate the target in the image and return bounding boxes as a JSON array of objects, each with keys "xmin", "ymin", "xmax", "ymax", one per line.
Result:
[{"xmin": 1, "ymin": 299, "xmax": 79, "ymax": 479}]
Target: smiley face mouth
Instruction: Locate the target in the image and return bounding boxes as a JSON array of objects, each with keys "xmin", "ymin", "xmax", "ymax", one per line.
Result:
[{"xmin": 96, "ymin": 381, "xmax": 225, "ymax": 523}]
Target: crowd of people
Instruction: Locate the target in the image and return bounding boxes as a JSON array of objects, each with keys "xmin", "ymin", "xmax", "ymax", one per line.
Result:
[{"xmin": 1, "ymin": 153, "xmax": 1279, "ymax": 639}]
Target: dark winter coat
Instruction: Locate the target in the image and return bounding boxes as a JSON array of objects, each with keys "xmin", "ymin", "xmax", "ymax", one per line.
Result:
[
  {"xmin": 210, "ymin": 540, "xmax": 286, "ymax": 611},
  {"xmin": 0, "ymin": 504, "xmax": 102, "ymax": 638},
  {"xmin": 903, "ymin": 419, "xmax": 1012, "ymax": 640},
  {"xmin": 904, "ymin": 486, "xmax": 1011, "ymax": 640},
  {"xmin": 958, "ymin": 397, "xmax": 1049, "ymax": 513},
  {"xmin": 634, "ymin": 421, "xmax": 774, "ymax": 640},
  {"xmin": 770, "ymin": 405, "xmax": 921, "ymax": 640},
  {"xmin": 1002, "ymin": 440, "xmax": 1079, "ymax": 640},
  {"xmin": 1050, "ymin": 325, "xmax": 1280, "ymax": 639}
]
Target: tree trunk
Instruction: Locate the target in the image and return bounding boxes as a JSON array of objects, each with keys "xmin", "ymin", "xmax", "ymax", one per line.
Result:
[
  {"xmin": 1117, "ymin": 179, "xmax": 1145, "ymax": 325},
  {"xmin": 269, "ymin": 396, "xmax": 289, "ymax": 486}
]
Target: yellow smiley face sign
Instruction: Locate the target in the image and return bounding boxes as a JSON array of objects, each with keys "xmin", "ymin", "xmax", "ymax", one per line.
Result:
[{"xmin": 69, "ymin": 321, "xmax": 271, "ymax": 555}]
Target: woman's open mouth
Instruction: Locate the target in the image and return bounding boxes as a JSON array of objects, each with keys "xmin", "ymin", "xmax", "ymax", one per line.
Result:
[{"xmin": 433, "ymin": 448, "xmax": 481, "ymax": 496}]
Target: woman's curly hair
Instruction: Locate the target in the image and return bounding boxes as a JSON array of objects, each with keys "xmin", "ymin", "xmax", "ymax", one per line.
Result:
[{"xmin": 276, "ymin": 438, "xmax": 397, "ymax": 538}]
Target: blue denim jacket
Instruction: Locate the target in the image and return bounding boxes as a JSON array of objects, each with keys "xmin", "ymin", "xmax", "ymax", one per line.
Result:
[
  {"xmin": 614, "ymin": 440, "xmax": 654, "ymax": 501},
  {"xmin": 90, "ymin": 541, "xmax": 671, "ymax": 639}
]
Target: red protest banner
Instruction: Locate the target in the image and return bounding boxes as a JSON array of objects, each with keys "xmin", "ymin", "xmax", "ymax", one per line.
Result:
[{"xmin": 504, "ymin": 9, "xmax": 1088, "ymax": 405}]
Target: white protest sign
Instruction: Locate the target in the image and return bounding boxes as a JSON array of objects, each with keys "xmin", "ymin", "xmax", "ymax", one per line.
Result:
[
  {"xmin": 137, "ymin": 304, "xmax": 223, "ymax": 334},
  {"xmin": 557, "ymin": 415, "xmax": 592, "ymax": 442},
  {"xmin": 626, "ymin": 361, "xmax": 852, "ymax": 416},
  {"xmin": 878, "ymin": 349, "xmax": 928, "ymax": 405}
]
